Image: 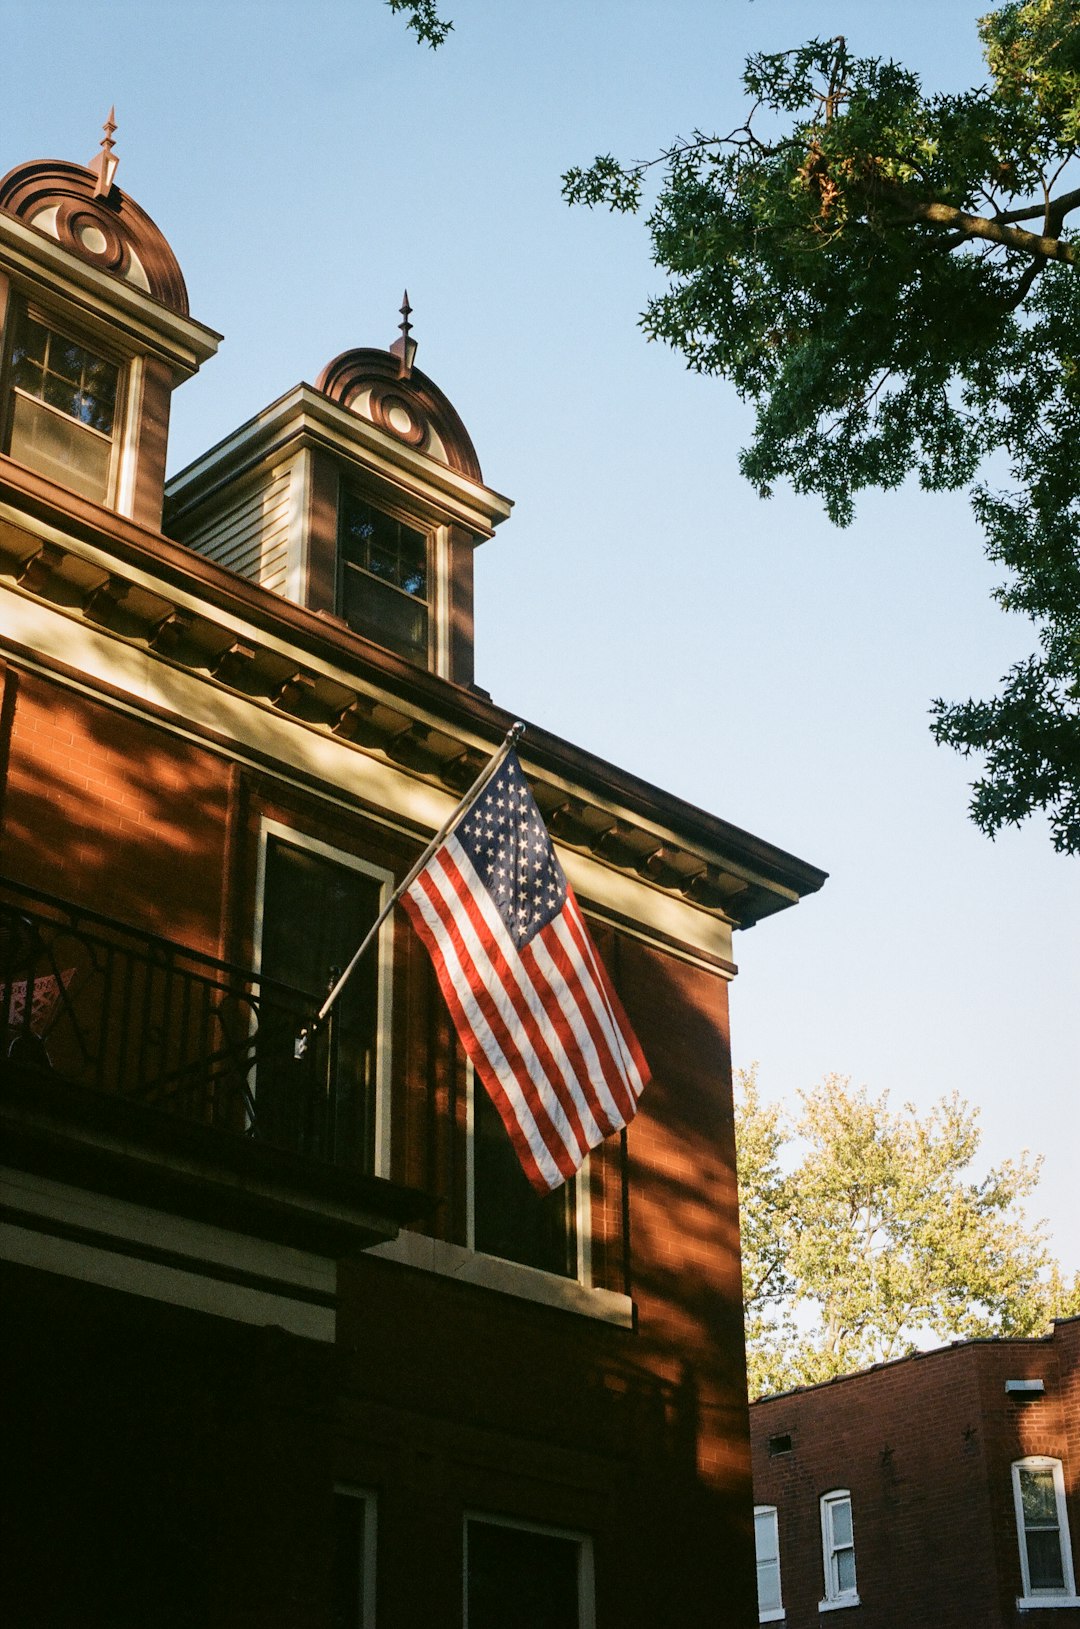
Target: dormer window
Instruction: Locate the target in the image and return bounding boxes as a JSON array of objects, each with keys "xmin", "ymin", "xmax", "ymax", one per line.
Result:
[
  {"xmin": 164, "ymin": 340, "xmax": 510, "ymax": 684},
  {"xmin": 339, "ymin": 490, "xmax": 430, "ymax": 665},
  {"xmin": 5, "ymin": 308, "xmax": 121, "ymax": 504}
]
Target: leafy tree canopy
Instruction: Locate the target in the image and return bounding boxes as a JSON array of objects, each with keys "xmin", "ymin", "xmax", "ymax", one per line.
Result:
[
  {"xmin": 735, "ymin": 1067, "xmax": 1080, "ymax": 1399},
  {"xmin": 563, "ymin": 2, "xmax": 1080, "ymax": 851}
]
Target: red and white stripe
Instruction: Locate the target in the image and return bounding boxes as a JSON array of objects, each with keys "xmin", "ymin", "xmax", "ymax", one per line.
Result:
[{"xmin": 403, "ymin": 833, "xmax": 650, "ymax": 1192}]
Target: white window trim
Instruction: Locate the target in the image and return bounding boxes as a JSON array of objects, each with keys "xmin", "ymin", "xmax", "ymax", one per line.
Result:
[
  {"xmin": 253, "ymin": 818, "xmax": 395, "ymax": 1177},
  {"xmin": 465, "ymin": 1060, "xmax": 592, "ymax": 1288},
  {"xmin": 334, "ymin": 1484, "xmax": 377, "ymax": 1629},
  {"xmin": 463, "ymin": 1511, "xmax": 595, "ymax": 1629},
  {"xmin": 1013, "ymin": 1457, "xmax": 1080, "ymax": 1609},
  {"xmin": 755, "ymin": 1504, "xmax": 784, "ymax": 1622},
  {"xmin": 819, "ymin": 1490, "xmax": 860, "ymax": 1612},
  {"xmin": 114, "ymin": 350, "xmax": 143, "ymax": 519},
  {"xmin": 433, "ymin": 521, "xmax": 451, "ymax": 678}
]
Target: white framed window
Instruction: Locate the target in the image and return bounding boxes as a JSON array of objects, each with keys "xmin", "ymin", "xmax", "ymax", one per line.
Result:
[
  {"xmin": 819, "ymin": 1490, "xmax": 859, "ymax": 1611},
  {"xmin": 254, "ymin": 820, "xmax": 394, "ymax": 1175},
  {"xmin": 465, "ymin": 1060, "xmax": 590, "ymax": 1283},
  {"xmin": 333, "ymin": 1485, "xmax": 377, "ymax": 1629},
  {"xmin": 755, "ymin": 1505, "xmax": 784, "ymax": 1622},
  {"xmin": 1013, "ymin": 1458, "xmax": 1080, "ymax": 1608},
  {"xmin": 464, "ymin": 1512, "xmax": 595, "ymax": 1629},
  {"xmin": 3, "ymin": 304, "xmax": 125, "ymax": 505}
]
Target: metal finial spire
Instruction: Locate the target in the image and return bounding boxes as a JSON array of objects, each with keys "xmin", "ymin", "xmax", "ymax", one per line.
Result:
[
  {"xmin": 390, "ymin": 289, "xmax": 417, "ymax": 380},
  {"xmin": 89, "ymin": 107, "xmax": 119, "ymax": 198}
]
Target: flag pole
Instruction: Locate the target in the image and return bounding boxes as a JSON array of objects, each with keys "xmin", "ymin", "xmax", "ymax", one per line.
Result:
[{"xmin": 295, "ymin": 719, "xmax": 526, "ymax": 1058}]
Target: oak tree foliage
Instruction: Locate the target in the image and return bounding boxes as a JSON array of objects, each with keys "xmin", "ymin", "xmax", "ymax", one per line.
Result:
[
  {"xmin": 564, "ymin": 4, "xmax": 1080, "ymax": 851},
  {"xmin": 735, "ymin": 1067, "xmax": 1080, "ymax": 1400}
]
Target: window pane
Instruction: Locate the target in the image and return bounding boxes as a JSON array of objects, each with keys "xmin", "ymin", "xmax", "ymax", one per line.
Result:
[
  {"xmin": 341, "ymin": 565, "xmax": 428, "ymax": 663},
  {"xmin": 48, "ymin": 336, "xmax": 85, "ymax": 383},
  {"xmin": 829, "ymin": 1499, "xmax": 853, "ymax": 1548},
  {"xmin": 12, "ymin": 314, "xmax": 48, "ymax": 365},
  {"xmin": 10, "ymin": 354, "xmax": 44, "ymax": 394},
  {"xmin": 43, "ymin": 371, "xmax": 83, "ymax": 418},
  {"xmin": 1021, "ymin": 1469, "xmax": 1059, "ymax": 1526},
  {"xmin": 473, "ymin": 1076, "xmax": 576, "ymax": 1277},
  {"xmin": 366, "ymin": 538, "xmax": 401, "ymax": 582},
  {"xmin": 9, "ymin": 395, "xmax": 111, "ymax": 502},
  {"xmin": 754, "ymin": 1510, "xmax": 779, "ymax": 1565},
  {"xmin": 338, "ymin": 494, "xmax": 430, "ymax": 663},
  {"xmin": 1027, "ymin": 1529, "xmax": 1066, "ymax": 1592},
  {"xmin": 836, "ymin": 1547, "xmax": 857, "ymax": 1594},
  {"xmin": 757, "ymin": 1558, "xmax": 782, "ymax": 1614},
  {"xmin": 340, "ymin": 494, "xmax": 427, "ymax": 598},
  {"xmin": 467, "ymin": 1522, "xmax": 581, "ymax": 1629},
  {"xmin": 333, "ymin": 1494, "xmax": 367, "ymax": 1629}
]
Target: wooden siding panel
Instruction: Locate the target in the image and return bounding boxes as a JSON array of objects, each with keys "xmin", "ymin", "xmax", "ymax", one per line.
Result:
[{"xmin": 184, "ymin": 466, "xmax": 293, "ymax": 597}]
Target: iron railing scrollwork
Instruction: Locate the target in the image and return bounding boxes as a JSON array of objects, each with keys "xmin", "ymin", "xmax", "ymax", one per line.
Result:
[{"xmin": 0, "ymin": 877, "xmax": 356, "ymax": 1169}]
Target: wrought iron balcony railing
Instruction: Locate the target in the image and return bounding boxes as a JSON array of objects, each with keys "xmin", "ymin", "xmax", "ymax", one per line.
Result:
[{"xmin": 0, "ymin": 877, "xmax": 358, "ymax": 1170}]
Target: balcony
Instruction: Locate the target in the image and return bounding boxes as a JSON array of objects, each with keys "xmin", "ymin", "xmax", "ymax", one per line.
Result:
[{"xmin": 0, "ymin": 877, "xmax": 429, "ymax": 1256}]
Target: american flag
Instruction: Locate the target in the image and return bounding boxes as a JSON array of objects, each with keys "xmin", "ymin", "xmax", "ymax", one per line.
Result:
[{"xmin": 402, "ymin": 750, "xmax": 650, "ymax": 1192}]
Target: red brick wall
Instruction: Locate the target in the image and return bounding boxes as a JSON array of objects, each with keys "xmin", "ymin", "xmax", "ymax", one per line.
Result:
[
  {"xmin": 750, "ymin": 1323, "xmax": 1080, "ymax": 1629},
  {"xmin": 336, "ymin": 1239, "xmax": 750, "ymax": 1628},
  {"xmin": 329, "ymin": 934, "xmax": 754, "ymax": 1629},
  {"xmin": 0, "ymin": 664, "xmax": 230, "ymax": 954},
  {"xmin": 0, "ymin": 656, "xmax": 754, "ymax": 1625}
]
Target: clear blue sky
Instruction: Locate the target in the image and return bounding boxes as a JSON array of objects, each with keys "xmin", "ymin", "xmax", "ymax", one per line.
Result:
[{"xmin": 3, "ymin": 0, "xmax": 1076, "ymax": 1275}]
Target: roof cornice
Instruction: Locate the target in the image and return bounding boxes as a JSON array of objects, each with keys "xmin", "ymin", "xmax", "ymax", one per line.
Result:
[
  {"xmin": 0, "ymin": 457, "xmax": 826, "ymax": 931},
  {"xmin": 164, "ymin": 384, "xmax": 513, "ymax": 540}
]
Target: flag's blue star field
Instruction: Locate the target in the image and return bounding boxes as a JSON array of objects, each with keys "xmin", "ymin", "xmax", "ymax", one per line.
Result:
[{"xmin": 455, "ymin": 752, "xmax": 567, "ymax": 948}]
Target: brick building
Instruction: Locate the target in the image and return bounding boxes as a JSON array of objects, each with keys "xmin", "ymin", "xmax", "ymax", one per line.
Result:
[
  {"xmin": 0, "ymin": 131, "xmax": 826, "ymax": 1627},
  {"xmin": 750, "ymin": 1318, "xmax": 1080, "ymax": 1628}
]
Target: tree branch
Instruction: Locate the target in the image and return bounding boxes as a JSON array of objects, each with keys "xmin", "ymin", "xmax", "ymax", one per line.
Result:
[
  {"xmin": 907, "ymin": 199, "xmax": 1078, "ymax": 264},
  {"xmin": 1001, "ymin": 257, "xmax": 1046, "ymax": 312},
  {"xmin": 995, "ymin": 184, "xmax": 1080, "ymax": 228}
]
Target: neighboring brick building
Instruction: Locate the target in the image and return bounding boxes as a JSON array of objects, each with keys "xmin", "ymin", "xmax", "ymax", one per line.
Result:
[
  {"xmin": 750, "ymin": 1318, "xmax": 1080, "ymax": 1629},
  {"xmin": 0, "ymin": 133, "xmax": 826, "ymax": 1626}
]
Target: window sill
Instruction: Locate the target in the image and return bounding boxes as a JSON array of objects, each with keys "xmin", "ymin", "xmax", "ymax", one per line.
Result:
[
  {"xmin": 818, "ymin": 1597, "xmax": 861, "ymax": 1613},
  {"xmin": 759, "ymin": 1608, "xmax": 786, "ymax": 1623},
  {"xmin": 1017, "ymin": 1598, "xmax": 1080, "ymax": 1611},
  {"xmin": 367, "ymin": 1232, "xmax": 634, "ymax": 1326}
]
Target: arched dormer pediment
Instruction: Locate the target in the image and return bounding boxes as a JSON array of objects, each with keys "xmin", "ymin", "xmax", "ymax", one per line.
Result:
[
  {"xmin": 316, "ymin": 348, "xmax": 482, "ymax": 483},
  {"xmin": 0, "ymin": 158, "xmax": 189, "ymax": 314},
  {"xmin": 168, "ymin": 305, "xmax": 509, "ymax": 686}
]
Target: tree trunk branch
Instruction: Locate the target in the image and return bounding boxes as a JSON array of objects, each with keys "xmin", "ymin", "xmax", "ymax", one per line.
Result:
[
  {"xmin": 995, "ymin": 185, "xmax": 1080, "ymax": 229},
  {"xmin": 911, "ymin": 199, "xmax": 1078, "ymax": 265}
]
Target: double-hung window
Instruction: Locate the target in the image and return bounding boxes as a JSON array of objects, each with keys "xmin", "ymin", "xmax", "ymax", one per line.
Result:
[
  {"xmin": 468, "ymin": 1063, "xmax": 580, "ymax": 1280},
  {"xmin": 256, "ymin": 827, "xmax": 392, "ymax": 1172},
  {"xmin": 1012, "ymin": 1458, "xmax": 1079, "ymax": 1607},
  {"xmin": 4, "ymin": 307, "xmax": 121, "ymax": 503},
  {"xmin": 464, "ymin": 1515, "xmax": 594, "ymax": 1629},
  {"xmin": 819, "ymin": 1490, "xmax": 858, "ymax": 1610},
  {"xmin": 338, "ymin": 489, "xmax": 430, "ymax": 665},
  {"xmin": 755, "ymin": 1505, "xmax": 784, "ymax": 1621}
]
